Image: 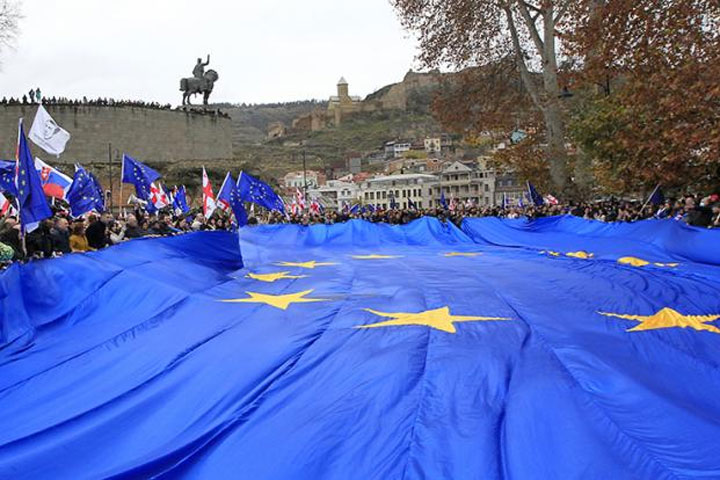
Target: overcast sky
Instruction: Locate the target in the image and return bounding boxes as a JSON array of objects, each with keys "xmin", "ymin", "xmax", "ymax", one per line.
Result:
[{"xmin": 0, "ymin": 0, "xmax": 421, "ymax": 105}]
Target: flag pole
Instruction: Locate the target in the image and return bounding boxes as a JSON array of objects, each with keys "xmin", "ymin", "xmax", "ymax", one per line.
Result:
[
  {"xmin": 640, "ymin": 183, "xmax": 660, "ymax": 214},
  {"xmin": 119, "ymin": 153, "xmax": 124, "ymax": 218}
]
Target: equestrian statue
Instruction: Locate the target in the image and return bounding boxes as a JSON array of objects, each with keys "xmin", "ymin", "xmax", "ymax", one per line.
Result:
[{"xmin": 180, "ymin": 55, "xmax": 219, "ymax": 106}]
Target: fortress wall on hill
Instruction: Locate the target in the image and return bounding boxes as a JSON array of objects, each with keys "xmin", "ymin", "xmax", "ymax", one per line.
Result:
[{"xmin": 0, "ymin": 105, "xmax": 232, "ymax": 163}]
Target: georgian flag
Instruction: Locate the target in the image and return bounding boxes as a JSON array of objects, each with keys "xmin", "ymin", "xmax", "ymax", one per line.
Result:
[
  {"xmin": 544, "ymin": 194, "xmax": 559, "ymax": 205},
  {"xmin": 150, "ymin": 183, "xmax": 170, "ymax": 209},
  {"xmin": 295, "ymin": 188, "xmax": 306, "ymax": 211},
  {"xmin": 309, "ymin": 199, "xmax": 321, "ymax": 214},
  {"xmin": 202, "ymin": 166, "xmax": 217, "ymax": 217}
]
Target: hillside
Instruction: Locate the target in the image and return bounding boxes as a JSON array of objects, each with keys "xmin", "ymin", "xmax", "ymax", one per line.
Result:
[{"xmin": 212, "ymin": 100, "xmax": 327, "ymax": 145}]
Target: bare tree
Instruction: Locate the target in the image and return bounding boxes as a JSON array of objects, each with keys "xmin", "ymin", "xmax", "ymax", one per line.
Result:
[
  {"xmin": 391, "ymin": 0, "xmax": 576, "ymax": 192},
  {"xmin": 0, "ymin": 1, "xmax": 21, "ymax": 60}
]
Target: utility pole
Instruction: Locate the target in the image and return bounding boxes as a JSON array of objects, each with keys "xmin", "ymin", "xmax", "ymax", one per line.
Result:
[
  {"xmin": 302, "ymin": 149, "xmax": 307, "ymax": 201},
  {"xmin": 108, "ymin": 143, "xmax": 113, "ymax": 213}
]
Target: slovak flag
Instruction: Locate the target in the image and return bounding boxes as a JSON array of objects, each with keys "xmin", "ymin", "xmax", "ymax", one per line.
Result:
[
  {"xmin": 149, "ymin": 183, "xmax": 170, "ymax": 210},
  {"xmin": 295, "ymin": 188, "xmax": 306, "ymax": 211},
  {"xmin": 34, "ymin": 157, "xmax": 72, "ymax": 200},
  {"xmin": 0, "ymin": 191, "xmax": 14, "ymax": 216},
  {"xmin": 202, "ymin": 166, "xmax": 217, "ymax": 217}
]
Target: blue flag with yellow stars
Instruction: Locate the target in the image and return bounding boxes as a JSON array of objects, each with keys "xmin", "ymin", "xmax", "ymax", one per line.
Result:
[
  {"xmin": 121, "ymin": 154, "xmax": 161, "ymax": 202},
  {"xmin": 0, "ymin": 160, "xmax": 17, "ymax": 196},
  {"xmin": 237, "ymin": 171, "xmax": 284, "ymax": 213},
  {"xmin": 66, "ymin": 164, "xmax": 105, "ymax": 218},
  {"xmin": 15, "ymin": 121, "xmax": 52, "ymax": 232},
  {"xmin": 1, "ymin": 216, "xmax": 720, "ymax": 479}
]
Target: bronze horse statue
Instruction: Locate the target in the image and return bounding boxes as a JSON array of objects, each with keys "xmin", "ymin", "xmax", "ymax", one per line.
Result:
[{"xmin": 180, "ymin": 69, "xmax": 219, "ymax": 106}]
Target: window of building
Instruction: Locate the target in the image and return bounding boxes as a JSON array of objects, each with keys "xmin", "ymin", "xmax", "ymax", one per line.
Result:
[{"xmin": 484, "ymin": 184, "xmax": 489, "ymax": 192}]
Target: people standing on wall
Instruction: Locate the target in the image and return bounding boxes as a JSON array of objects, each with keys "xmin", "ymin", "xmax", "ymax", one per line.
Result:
[
  {"xmin": 35, "ymin": 87, "xmax": 42, "ymax": 104},
  {"xmin": 28, "ymin": 89, "xmax": 35, "ymax": 103}
]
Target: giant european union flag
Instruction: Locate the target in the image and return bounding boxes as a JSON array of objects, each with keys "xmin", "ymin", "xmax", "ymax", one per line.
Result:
[{"xmin": 1, "ymin": 216, "xmax": 720, "ymax": 479}]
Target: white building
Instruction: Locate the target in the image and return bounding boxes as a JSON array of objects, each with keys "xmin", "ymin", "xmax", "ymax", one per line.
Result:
[
  {"xmin": 284, "ymin": 171, "xmax": 320, "ymax": 189},
  {"xmin": 359, "ymin": 173, "xmax": 438, "ymax": 210},
  {"xmin": 427, "ymin": 160, "xmax": 496, "ymax": 207},
  {"xmin": 308, "ymin": 180, "xmax": 360, "ymax": 210},
  {"xmin": 424, "ymin": 137, "xmax": 442, "ymax": 153}
]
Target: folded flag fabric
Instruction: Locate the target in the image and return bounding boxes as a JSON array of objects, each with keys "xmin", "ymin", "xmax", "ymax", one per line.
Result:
[{"xmin": 1, "ymin": 217, "xmax": 719, "ymax": 479}]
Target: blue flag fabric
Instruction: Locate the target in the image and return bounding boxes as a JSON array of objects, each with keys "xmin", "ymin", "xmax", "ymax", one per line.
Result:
[
  {"xmin": 1, "ymin": 217, "xmax": 720, "ymax": 479},
  {"xmin": 349, "ymin": 203, "xmax": 360, "ymax": 214},
  {"xmin": 237, "ymin": 172, "xmax": 284, "ymax": 213},
  {"xmin": 66, "ymin": 165, "xmax": 105, "ymax": 218},
  {"xmin": 649, "ymin": 185, "xmax": 665, "ymax": 206},
  {"xmin": 121, "ymin": 154, "xmax": 161, "ymax": 201},
  {"xmin": 439, "ymin": 190, "xmax": 448, "ymax": 209},
  {"xmin": 229, "ymin": 179, "xmax": 248, "ymax": 227},
  {"xmin": 216, "ymin": 172, "xmax": 235, "ymax": 211},
  {"xmin": 16, "ymin": 122, "xmax": 52, "ymax": 232},
  {"xmin": 527, "ymin": 181, "xmax": 545, "ymax": 206},
  {"xmin": 173, "ymin": 185, "xmax": 190, "ymax": 214},
  {"xmin": 0, "ymin": 160, "xmax": 17, "ymax": 196}
]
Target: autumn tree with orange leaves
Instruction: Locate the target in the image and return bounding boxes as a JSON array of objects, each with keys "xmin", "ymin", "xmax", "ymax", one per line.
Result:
[
  {"xmin": 392, "ymin": 0, "xmax": 719, "ymax": 196},
  {"xmin": 565, "ymin": 0, "xmax": 720, "ymax": 194}
]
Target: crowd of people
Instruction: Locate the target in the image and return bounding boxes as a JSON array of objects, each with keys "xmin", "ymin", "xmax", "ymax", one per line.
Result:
[
  {"xmin": 0, "ymin": 93, "xmax": 230, "ymax": 118},
  {"xmin": 1, "ymin": 191, "xmax": 717, "ymax": 268}
]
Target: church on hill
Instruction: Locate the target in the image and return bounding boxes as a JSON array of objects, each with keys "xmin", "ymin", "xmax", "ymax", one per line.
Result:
[{"xmin": 327, "ymin": 77, "xmax": 363, "ymax": 126}]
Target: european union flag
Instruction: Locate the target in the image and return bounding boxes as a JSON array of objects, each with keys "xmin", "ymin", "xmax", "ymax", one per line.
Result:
[
  {"xmin": 66, "ymin": 165, "xmax": 105, "ymax": 218},
  {"xmin": 229, "ymin": 178, "xmax": 248, "ymax": 227},
  {"xmin": 439, "ymin": 190, "xmax": 448, "ymax": 209},
  {"xmin": 121, "ymin": 154, "xmax": 161, "ymax": 202},
  {"xmin": 0, "ymin": 160, "xmax": 17, "ymax": 196},
  {"xmin": 349, "ymin": 203, "xmax": 360, "ymax": 214},
  {"xmin": 648, "ymin": 185, "xmax": 665, "ymax": 206},
  {"xmin": 527, "ymin": 181, "xmax": 545, "ymax": 206},
  {"xmin": 16, "ymin": 121, "xmax": 52, "ymax": 232},
  {"xmin": 2, "ymin": 216, "xmax": 720, "ymax": 479},
  {"xmin": 237, "ymin": 171, "xmax": 284, "ymax": 213},
  {"xmin": 173, "ymin": 185, "xmax": 190, "ymax": 214}
]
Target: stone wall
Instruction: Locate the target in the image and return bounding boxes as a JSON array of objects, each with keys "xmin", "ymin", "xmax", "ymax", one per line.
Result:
[{"xmin": 0, "ymin": 105, "xmax": 232, "ymax": 164}]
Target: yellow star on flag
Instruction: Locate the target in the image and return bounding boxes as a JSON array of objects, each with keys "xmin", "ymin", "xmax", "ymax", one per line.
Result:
[
  {"xmin": 599, "ymin": 307, "xmax": 720, "ymax": 334},
  {"xmin": 617, "ymin": 257, "xmax": 679, "ymax": 268},
  {"xmin": 351, "ymin": 254, "xmax": 403, "ymax": 260},
  {"xmin": 275, "ymin": 261, "xmax": 337, "ymax": 269},
  {"xmin": 221, "ymin": 290, "xmax": 327, "ymax": 310},
  {"xmin": 540, "ymin": 250, "xmax": 561, "ymax": 257},
  {"xmin": 356, "ymin": 306, "xmax": 510, "ymax": 334},
  {"xmin": 566, "ymin": 251, "xmax": 594, "ymax": 259},
  {"xmin": 444, "ymin": 252, "xmax": 482, "ymax": 257},
  {"xmin": 245, "ymin": 271, "xmax": 307, "ymax": 283}
]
